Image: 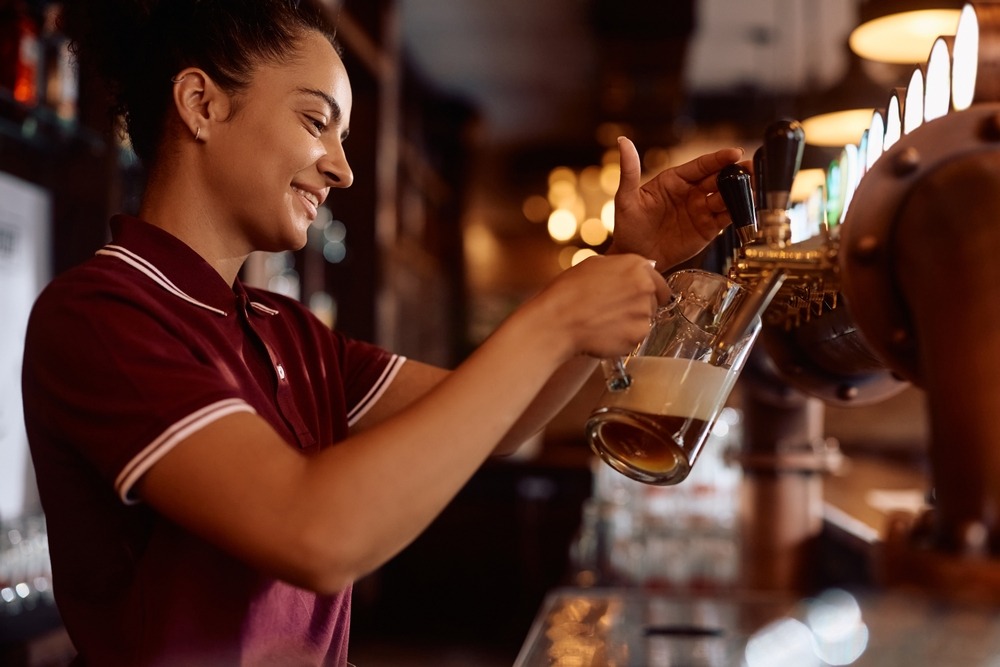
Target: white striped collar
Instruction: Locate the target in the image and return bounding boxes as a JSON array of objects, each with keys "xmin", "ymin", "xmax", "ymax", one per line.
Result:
[
  {"xmin": 97, "ymin": 245, "xmax": 229, "ymax": 316},
  {"xmin": 96, "ymin": 244, "xmax": 282, "ymax": 318}
]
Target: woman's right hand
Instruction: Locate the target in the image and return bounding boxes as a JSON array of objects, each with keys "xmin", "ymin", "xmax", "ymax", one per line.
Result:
[{"xmin": 522, "ymin": 253, "xmax": 671, "ymax": 361}]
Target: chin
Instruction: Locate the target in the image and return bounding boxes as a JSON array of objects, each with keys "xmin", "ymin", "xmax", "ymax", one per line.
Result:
[{"xmin": 268, "ymin": 221, "xmax": 310, "ymax": 252}]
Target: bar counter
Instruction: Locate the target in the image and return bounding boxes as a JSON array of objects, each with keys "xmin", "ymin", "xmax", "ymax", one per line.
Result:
[
  {"xmin": 514, "ymin": 446, "xmax": 1000, "ymax": 666},
  {"xmin": 513, "ymin": 584, "xmax": 1000, "ymax": 666}
]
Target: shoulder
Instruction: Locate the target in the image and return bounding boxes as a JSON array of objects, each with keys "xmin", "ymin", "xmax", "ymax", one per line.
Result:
[
  {"xmin": 29, "ymin": 256, "xmax": 128, "ymax": 322},
  {"xmin": 28, "ymin": 253, "xmax": 174, "ymax": 338}
]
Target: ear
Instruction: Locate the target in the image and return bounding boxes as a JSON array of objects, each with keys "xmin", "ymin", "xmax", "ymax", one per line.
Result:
[{"xmin": 171, "ymin": 67, "xmax": 230, "ymax": 142}]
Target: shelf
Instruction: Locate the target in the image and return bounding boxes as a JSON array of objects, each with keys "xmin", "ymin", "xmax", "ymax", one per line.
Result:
[{"xmin": 0, "ymin": 87, "xmax": 106, "ymax": 155}]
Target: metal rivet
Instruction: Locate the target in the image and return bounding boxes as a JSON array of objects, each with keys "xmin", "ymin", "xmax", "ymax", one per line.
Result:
[
  {"xmin": 276, "ymin": 364, "xmax": 286, "ymax": 380},
  {"xmin": 959, "ymin": 520, "xmax": 989, "ymax": 555},
  {"xmin": 851, "ymin": 235, "xmax": 880, "ymax": 264},
  {"xmin": 982, "ymin": 112, "xmax": 1000, "ymax": 142},
  {"xmin": 837, "ymin": 385, "xmax": 859, "ymax": 401},
  {"xmin": 893, "ymin": 146, "xmax": 920, "ymax": 176}
]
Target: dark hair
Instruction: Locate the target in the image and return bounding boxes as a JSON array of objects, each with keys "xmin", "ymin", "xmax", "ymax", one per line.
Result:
[{"xmin": 64, "ymin": 0, "xmax": 337, "ymax": 165}]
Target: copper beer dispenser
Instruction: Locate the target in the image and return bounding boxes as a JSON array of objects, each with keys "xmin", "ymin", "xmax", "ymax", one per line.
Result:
[{"xmin": 717, "ymin": 0, "xmax": 1000, "ymax": 602}]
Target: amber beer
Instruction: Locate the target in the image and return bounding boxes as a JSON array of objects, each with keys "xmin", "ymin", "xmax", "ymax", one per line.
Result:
[{"xmin": 586, "ymin": 356, "xmax": 738, "ymax": 485}]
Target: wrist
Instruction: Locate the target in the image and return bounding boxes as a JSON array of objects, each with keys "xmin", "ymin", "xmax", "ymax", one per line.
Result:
[{"xmin": 504, "ymin": 292, "xmax": 579, "ymax": 365}]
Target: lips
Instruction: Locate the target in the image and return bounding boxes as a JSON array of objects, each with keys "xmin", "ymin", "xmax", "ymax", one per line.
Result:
[
  {"xmin": 292, "ymin": 186, "xmax": 320, "ymax": 207},
  {"xmin": 292, "ymin": 185, "xmax": 321, "ymax": 218}
]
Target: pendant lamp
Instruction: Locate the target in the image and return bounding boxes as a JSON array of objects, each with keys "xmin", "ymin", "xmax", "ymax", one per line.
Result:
[{"xmin": 850, "ymin": 0, "xmax": 963, "ymax": 64}]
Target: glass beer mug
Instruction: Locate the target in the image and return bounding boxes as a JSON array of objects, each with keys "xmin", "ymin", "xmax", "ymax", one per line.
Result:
[{"xmin": 586, "ymin": 269, "xmax": 763, "ymax": 485}]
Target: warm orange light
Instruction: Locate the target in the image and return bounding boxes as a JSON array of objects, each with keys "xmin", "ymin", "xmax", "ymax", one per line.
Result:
[
  {"xmin": 580, "ymin": 218, "xmax": 609, "ymax": 246},
  {"xmin": 547, "ymin": 209, "xmax": 578, "ymax": 242},
  {"xmin": 849, "ymin": 9, "xmax": 961, "ymax": 64},
  {"xmin": 952, "ymin": 3, "xmax": 978, "ymax": 111},
  {"xmin": 791, "ymin": 168, "xmax": 827, "ymax": 204},
  {"xmin": 521, "ymin": 195, "xmax": 550, "ymax": 223},
  {"xmin": 801, "ymin": 109, "xmax": 874, "ymax": 148}
]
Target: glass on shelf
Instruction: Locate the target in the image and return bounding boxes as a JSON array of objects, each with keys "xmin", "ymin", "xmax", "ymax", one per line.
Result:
[
  {"xmin": 570, "ymin": 407, "xmax": 744, "ymax": 590},
  {"xmin": 0, "ymin": 513, "xmax": 54, "ymax": 617}
]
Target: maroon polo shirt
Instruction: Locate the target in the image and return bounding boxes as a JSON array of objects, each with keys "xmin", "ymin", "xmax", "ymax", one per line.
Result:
[{"xmin": 21, "ymin": 215, "xmax": 404, "ymax": 666}]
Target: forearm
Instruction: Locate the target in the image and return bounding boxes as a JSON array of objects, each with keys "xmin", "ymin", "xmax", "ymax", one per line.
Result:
[
  {"xmin": 141, "ymin": 254, "xmax": 666, "ymax": 594},
  {"xmin": 295, "ymin": 309, "xmax": 576, "ymax": 588},
  {"xmin": 491, "ymin": 355, "xmax": 598, "ymax": 456}
]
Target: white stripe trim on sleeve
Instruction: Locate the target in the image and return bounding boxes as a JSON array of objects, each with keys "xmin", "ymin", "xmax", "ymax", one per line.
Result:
[
  {"xmin": 115, "ymin": 398, "xmax": 257, "ymax": 505},
  {"xmin": 97, "ymin": 245, "xmax": 228, "ymax": 317},
  {"xmin": 347, "ymin": 355, "xmax": 406, "ymax": 427}
]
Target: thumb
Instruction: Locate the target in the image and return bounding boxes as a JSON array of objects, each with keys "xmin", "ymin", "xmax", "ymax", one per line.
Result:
[{"xmin": 617, "ymin": 136, "xmax": 641, "ymax": 196}]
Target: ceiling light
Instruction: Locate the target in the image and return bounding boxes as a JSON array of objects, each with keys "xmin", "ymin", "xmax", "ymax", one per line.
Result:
[
  {"xmin": 865, "ymin": 110, "xmax": 886, "ymax": 170},
  {"xmin": 850, "ymin": 1, "xmax": 962, "ymax": 64},
  {"xmin": 951, "ymin": 3, "xmax": 979, "ymax": 111},
  {"xmin": 903, "ymin": 67, "xmax": 925, "ymax": 133},
  {"xmin": 801, "ymin": 109, "xmax": 876, "ymax": 148},
  {"xmin": 883, "ymin": 88, "xmax": 905, "ymax": 151},
  {"xmin": 924, "ymin": 36, "xmax": 952, "ymax": 120},
  {"xmin": 790, "ymin": 168, "xmax": 827, "ymax": 204}
]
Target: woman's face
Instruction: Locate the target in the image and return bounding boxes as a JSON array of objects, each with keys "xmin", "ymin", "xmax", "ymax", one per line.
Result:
[{"xmin": 203, "ymin": 30, "xmax": 354, "ymax": 254}]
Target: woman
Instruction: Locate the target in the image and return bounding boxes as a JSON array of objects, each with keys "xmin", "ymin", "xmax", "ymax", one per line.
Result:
[{"xmin": 21, "ymin": 1, "xmax": 743, "ymax": 664}]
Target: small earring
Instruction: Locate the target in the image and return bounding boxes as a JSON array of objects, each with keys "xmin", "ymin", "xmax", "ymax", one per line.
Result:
[{"xmin": 194, "ymin": 127, "xmax": 201, "ymax": 142}]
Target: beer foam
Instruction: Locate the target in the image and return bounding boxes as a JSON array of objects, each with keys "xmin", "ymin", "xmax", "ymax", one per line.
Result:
[{"xmin": 598, "ymin": 356, "xmax": 736, "ymax": 421}]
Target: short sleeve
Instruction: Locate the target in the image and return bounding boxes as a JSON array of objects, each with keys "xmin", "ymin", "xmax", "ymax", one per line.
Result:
[{"xmin": 22, "ymin": 275, "xmax": 255, "ymax": 503}]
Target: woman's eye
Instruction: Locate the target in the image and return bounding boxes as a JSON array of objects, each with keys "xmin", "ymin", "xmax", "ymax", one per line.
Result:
[{"xmin": 307, "ymin": 117, "xmax": 327, "ymax": 134}]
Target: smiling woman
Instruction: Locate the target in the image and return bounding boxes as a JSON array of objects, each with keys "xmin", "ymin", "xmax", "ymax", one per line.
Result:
[
  {"xmin": 20, "ymin": 1, "xmax": 743, "ymax": 665},
  {"xmin": 155, "ymin": 30, "xmax": 354, "ymax": 269}
]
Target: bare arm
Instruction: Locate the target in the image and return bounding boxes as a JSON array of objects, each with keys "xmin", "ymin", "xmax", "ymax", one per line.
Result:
[
  {"xmin": 355, "ymin": 354, "xmax": 598, "ymax": 457},
  {"xmin": 353, "ymin": 140, "xmax": 748, "ymax": 456},
  {"xmin": 137, "ymin": 254, "xmax": 667, "ymax": 594}
]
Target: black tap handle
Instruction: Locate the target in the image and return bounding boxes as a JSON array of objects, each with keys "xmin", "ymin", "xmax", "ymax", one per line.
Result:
[
  {"xmin": 752, "ymin": 147, "xmax": 766, "ymax": 214},
  {"xmin": 717, "ymin": 163, "xmax": 756, "ymax": 231},
  {"xmin": 762, "ymin": 119, "xmax": 805, "ymax": 210}
]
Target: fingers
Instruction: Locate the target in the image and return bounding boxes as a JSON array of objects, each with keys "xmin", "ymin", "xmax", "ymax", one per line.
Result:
[
  {"xmin": 706, "ymin": 191, "xmax": 729, "ymax": 215},
  {"xmin": 616, "ymin": 136, "xmax": 641, "ymax": 196},
  {"xmin": 671, "ymin": 147, "xmax": 744, "ymax": 184},
  {"xmin": 646, "ymin": 260, "xmax": 672, "ymax": 306}
]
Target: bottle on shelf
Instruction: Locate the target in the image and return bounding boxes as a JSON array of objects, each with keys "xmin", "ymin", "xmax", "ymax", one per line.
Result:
[
  {"xmin": 0, "ymin": 0, "xmax": 40, "ymax": 107},
  {"xmin": 39, "ymin": 2, "xmax": 76, "ymax": 122}
]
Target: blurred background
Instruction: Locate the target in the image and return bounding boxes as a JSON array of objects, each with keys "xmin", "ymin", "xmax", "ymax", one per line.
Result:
[{"xmin": 0, "ymin": 0, "xmax": 940, "ymax": 664}]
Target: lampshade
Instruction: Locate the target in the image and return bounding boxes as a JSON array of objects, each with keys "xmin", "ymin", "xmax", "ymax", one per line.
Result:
[
  {"xmin": 801, "ymin": 109, "xmax": 876, "ymax": 148},
  {"xmin": 850, "ymin": 0, "xmax": 963, "ymax": 64}
]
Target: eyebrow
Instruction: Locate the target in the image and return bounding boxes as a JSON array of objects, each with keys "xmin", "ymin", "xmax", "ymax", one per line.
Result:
[{"xmin": 297, "ymin": 87, "xmax": 349, "ymax": 138}]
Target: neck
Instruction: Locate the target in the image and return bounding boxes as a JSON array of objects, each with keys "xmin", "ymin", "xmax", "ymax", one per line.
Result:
[{"xmin": 138, "ymin": 162, "xmax": 250, "ymax": 287}]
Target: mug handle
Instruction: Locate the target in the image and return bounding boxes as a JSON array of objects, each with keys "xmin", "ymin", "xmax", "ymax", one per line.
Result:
[{"xmin": 601, "ymin": 357, "xmax": 632, "ymax": 391}]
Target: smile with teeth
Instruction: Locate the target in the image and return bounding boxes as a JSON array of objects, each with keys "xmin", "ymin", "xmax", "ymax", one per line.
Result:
[{"xmin": 292, "ymin": 186, "xmax": 320, "ymax": 208}]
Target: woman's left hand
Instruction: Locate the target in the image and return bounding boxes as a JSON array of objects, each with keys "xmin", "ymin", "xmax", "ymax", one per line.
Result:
[{"xmin": 608, "ymin": 136, "xmax": 744, "ymax": 271}]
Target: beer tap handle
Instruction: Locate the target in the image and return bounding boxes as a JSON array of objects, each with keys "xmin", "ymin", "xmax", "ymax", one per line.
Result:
[
  {"xmin": 717, "ymin": 163, "xmax": 757, "ymax": 245},
  {"xmin": 762, "ymin": 119, "xmax": 805, "ymax": 212},
  {"xmin": 753, "ymin": 147, "xmax": 767, "ymax": 217}
]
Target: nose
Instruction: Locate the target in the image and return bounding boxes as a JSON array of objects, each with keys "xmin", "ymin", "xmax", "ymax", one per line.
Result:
[{"xmin": 319, "ymin": 140, "xmax": 354, "ymax": 189}]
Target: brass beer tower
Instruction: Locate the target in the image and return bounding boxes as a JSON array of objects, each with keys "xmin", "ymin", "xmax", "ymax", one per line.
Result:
[{"xmin": 720, "ymin": 0, "xmax": 1000, "ymax": 601}]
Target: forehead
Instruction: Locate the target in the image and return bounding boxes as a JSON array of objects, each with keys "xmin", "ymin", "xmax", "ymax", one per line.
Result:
[{"xmin": 250, "ymin": 31, "xmax": 352, "ymax": 114}]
